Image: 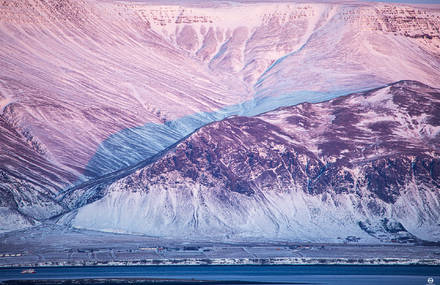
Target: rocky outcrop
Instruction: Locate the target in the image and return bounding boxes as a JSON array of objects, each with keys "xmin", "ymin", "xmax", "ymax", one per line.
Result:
[{"xmin": 0, "ymin": 114, "xmax": 68, "ymax": 232}]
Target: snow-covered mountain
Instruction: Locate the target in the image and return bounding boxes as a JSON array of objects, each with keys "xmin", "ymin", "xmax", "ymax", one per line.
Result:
[
  {"xmin": 1, "ymin": 0, "xmax": 440, "ymax": 235},
  {"xmin": 62, "ymin": 81, "xmax": 440, "ymax": 243},
  {"xmin": 141, "ymin": 2, "xmax": 440, "ymax": 91}
]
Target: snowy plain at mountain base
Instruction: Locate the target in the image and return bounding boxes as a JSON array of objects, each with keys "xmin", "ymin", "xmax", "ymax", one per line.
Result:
[{"xmin": 1, "ymin": 223, "xmax": 440, "ymax": 268}]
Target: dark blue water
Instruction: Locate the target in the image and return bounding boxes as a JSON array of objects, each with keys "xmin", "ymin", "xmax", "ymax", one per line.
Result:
[{"xmin": 0, "ymin": 265, "xmax": 439, "ymax": 284}]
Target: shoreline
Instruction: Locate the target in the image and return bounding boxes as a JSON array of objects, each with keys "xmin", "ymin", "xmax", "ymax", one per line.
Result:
[{"xmin": 2, "ymin": 257, "xmax": 440, "ymax": 268}]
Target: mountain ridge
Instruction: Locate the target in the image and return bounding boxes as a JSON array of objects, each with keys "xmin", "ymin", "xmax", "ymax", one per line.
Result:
[{"xmin": 61, "ymin": 80, "xmax": 440, "ymax": 243}]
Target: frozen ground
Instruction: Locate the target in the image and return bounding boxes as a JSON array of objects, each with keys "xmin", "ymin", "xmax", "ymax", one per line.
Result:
[{"xmin": 0, "ymin": 224, "xmax": 439, "ymax": 267}]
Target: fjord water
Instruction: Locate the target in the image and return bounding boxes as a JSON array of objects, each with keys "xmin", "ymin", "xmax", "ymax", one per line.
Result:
[{"xmin": 0, "ymin": 265, "xmax": 438, "ymax": 285}]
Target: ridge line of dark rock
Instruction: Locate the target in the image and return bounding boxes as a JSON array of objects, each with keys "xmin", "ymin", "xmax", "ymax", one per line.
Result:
[{"xmin": 55, "ymin": 80, "xmax": 432, "ymax": 207}]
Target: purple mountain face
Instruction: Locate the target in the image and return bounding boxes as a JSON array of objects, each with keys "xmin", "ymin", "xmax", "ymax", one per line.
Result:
[
  {"xmin": 1, "ymin": 0, "xmax": 440, "ymax": 240},
  {"xmin": 63, "ymin": 81, "xmax": 440, "ymax": 243}
]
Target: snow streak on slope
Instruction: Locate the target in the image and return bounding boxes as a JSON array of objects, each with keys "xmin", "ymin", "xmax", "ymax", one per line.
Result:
[
  {"xmin": 64, "ymin": 81, "xmax": 440, "ymax": 243},
  {"xmin": 137, "ymin": 3, "xmax": 329, "ymax": 83},
  {"xmin": 254, "ymin": 4, "xmax": 440, "ymax": 97}
]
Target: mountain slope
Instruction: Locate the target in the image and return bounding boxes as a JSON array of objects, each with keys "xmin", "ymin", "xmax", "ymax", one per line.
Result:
[
  {"xmin": 1, "ymin": 0, "xmax": 440, "ymax": 233},
  {"xmin": 142, "ymin": 2, "xmax": 440, "ymax": 93},
  {"xmin": 64, "ymin": 81, "xmax": 440, "ymax": 243},
  {"xmin": 0, "ymin": 0, "xmax": 248, "ymax": 231}
]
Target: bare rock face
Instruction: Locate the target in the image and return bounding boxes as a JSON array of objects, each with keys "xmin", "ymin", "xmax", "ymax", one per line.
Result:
[{"xmin": 65, "ymin": 81, "xmax": 440, "ymax": 243}]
